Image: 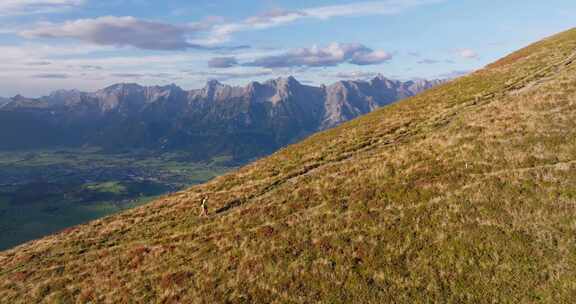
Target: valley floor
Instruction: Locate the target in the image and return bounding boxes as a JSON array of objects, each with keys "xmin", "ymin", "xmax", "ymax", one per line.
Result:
[{"xmin": 0, "ymin": 148, "xmax": 234, "ymax": 250}]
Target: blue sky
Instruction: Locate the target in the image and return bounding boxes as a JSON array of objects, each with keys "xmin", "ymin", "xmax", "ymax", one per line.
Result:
[{"xmin": 0, "ymin": 0, "xmax": 575, "ymax": 96}]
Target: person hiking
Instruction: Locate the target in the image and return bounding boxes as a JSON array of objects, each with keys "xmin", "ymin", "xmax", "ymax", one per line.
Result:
[{"xmin": 200, "ymin": 196, "xmax": 209, "ymax": 217}]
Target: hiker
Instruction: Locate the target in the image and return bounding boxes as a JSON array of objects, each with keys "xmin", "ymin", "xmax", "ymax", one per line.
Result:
[{"xmin": 200, "ymin": 196, "xmax": 209, "ymax": 217}]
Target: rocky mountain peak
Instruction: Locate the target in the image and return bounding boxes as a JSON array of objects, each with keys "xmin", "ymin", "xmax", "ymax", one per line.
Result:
[
  {"xmin": 370, "ymin": 74, "xmax": 399, "ymax": 87},
  {"xmin": 266, "ymin": 76, "xmax": 301, "ymax": 89},
  {"xmin": 283, "ymin": 76, "xmax": 300, "ymax": 86},
  {"xmin": 200, "ymin": 79, "xmax": 236, "ymax": 101},
  {"xmin": 205, "ymin": 79, "xmax": 222, "ymax": 89},
  {"xmin": 46, "ymin": 89, "xmax": 85, "ymax": 106},
  {"xmin": 245, "ymin": 81, "xmax": 262, "ymax": 91},
  {"xmin": 100, "ymin": 83, "xmax": 143, "ymax": 94},
  {"xmin": 372, "ymin": 73, "xmax": 389, "ymax": 81},
  {"xmin": 0, "ymin": 97, "xmax": 9, "ymax": 108},
  {"xmin": 12, "ymin": 94, "xmax": 25, "ymax": 101}
]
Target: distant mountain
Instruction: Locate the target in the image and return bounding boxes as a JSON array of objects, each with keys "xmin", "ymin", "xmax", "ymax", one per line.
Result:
[
  {"xmin": 0, "ymin": 97, "xmax": 9, "ymax": 107},
  {"xmin": 321, "ymin": 76, "xmax": 442, "ymax": 129},
  {"xmin": 0, "ymin": 75, "xmax": 441, "ymax": 161}
]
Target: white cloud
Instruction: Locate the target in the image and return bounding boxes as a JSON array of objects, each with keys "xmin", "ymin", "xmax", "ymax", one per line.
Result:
[
  {"xmin": 0, "ymin": 0, "xmax": 84, "ymax": 16},
  {"xmin": 188, "ymin": 70, "xmax": 274, "ymax": 81},
  {"xmin": 20, "ymin": 16, "xmax": 252, "ymax": 51},
  {"xmin": 193, "ymin": 0, "xmax": 445, "ymax": 45},
  {"xmin": 458, "ymin": 48, "xmax": 479, "ymax": 59},
  {"xmin": 208, "ymin": 57, "xmax": 239, "ymax": 68},
  {"xmin": 0, "ymin": 44, "xmax": 109, "ymax": 63},
  {"xmin": 244, "ymin": 43, "xmax": 393, "ymax": 68},
  {"xmin": 417, "ymin": 58, "xmax": 440, "ymax": 64},
  {"xmin": 331, "ymin": 71, "xmax": 380, "ymax": 79},
  {"xmin": 0, "ymin": 42, "xmax": 274, "ymax": 96},
  {"xmin": 32, "ymin": 73, "xmax": 70, "ymax": 79},
  {"xmin": 305, "ymin": 0, "xmax": 443, "ymax": 19},
  {"xmin": 16, "ymin": 1, "xmax": 446, "ymax": 50},
  {"xmin": 350, "ymin": 50, "xmax": 393, "ymax": 65},
  {"xmin": 245, "ymin": 9, "xmax": 306, "ymax": 26},
  {"xmin": 20, "ymin": 16, "xmax": 208, "ymax": 50}
]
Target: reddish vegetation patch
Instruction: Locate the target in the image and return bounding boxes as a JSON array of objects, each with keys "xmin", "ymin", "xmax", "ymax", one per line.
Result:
[
  {"xmin": 16, "ymin": 254, "xmax": 35, "ymax": 263},
  {"xmin": 60, "ymin": 226, "xmax": 79, "ymax": 235},
  {"xmin": 314, "ymin": 238, "xmax": 333, "ymax": 253},
  {"xmin": 160, "ymin": 271, "xmax": 193, "ymax": 289},
  {"xmin": 129, "ymin": 246, "xmax": 151, "ymax": 269},
  {"xmin": 130, "ymin": 246, "xmax": 151, "ymax": 256},
  {"xmin": 11, "ymin": 271, "xmax": 31, "ymax": 282},
  {"xmin": 239, "ymin": 207, "xmax": 257, "ymax": 216},
  {"xmin": 487, "ymin": 49, "xmax": 532, "ymax": 69},
  {"xmin": 162, "ymin": 295, "xmax": 183, "ymax": 304},
  {"xmin": 258, "ymin": 226, "xmax": 275, "ymax": 237},
  {"xmin": 78, "ymin": 289, "xmax": 96, "ymax": 303},
  {"xmin": 240, "ymin": 258, "xmax": 263, "ymax": 274}
]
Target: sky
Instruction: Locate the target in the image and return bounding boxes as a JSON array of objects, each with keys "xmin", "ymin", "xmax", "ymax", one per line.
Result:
[{"xmin": 0, "ymin": 0, "xmax": 575, "ymax": 97}]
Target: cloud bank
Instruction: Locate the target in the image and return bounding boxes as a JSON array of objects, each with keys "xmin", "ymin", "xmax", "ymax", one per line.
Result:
[
  {"xmin": 0, "ymin": 0, "xmax": 83, "ymax": 16},
  {"xmin": 331, "ymin": 71, "xmax": 381, "ymax": 79},
  {"xmin": 18, "ymin": 1, "xmax": 444, "ymax": 52},
  {"xmin": 208, "ymin": 57, "xmax": 239, "ymax": 68},
  {"xmin": 243, "ymin": 43, "xmax": 393, "ymax": 68},
  {"xmin": 20, "ymin": 16, "xmax": 211, "ymax": 50},
  {"xmin": 188, "ymin": 70, "xmax": 274, "ymax": 81},
  {"xmin": 200, "ymin": 0, "xmax": 445, "ymax": 44}
]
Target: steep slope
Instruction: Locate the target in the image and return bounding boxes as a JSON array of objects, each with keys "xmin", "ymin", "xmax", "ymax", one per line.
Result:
[
  {"xmin": 0, "ymin": 76, "xmax": 439, "ymax": 161},
  {"xmin": 3, "ymin": 28, "xmax": 576, "ymax": 303}
]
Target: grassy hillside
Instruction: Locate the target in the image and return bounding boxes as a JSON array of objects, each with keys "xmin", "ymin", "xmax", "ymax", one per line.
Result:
[{"xmin": 2, "ymin": 28, "xmax": 576, "ymax": 303}]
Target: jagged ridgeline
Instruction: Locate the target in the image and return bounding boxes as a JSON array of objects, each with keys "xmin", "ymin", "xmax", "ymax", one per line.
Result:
[
  {"xmin": 0, "ymin": 76, "xmax": 440, "ymax": 162},
  {"xmin": 2, "ymin": 28, "xmax": 576, "ymax": 303}
]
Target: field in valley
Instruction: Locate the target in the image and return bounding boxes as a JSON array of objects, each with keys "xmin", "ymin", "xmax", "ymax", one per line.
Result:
[{"xmin": 0, "ymin": 148, "xmax": 234, "ymax": 250}]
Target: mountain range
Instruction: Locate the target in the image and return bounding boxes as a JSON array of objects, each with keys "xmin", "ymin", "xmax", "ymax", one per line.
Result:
[{"xmin": 0, "ymin": 76, "xmax": 441, "ymax": 161}]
